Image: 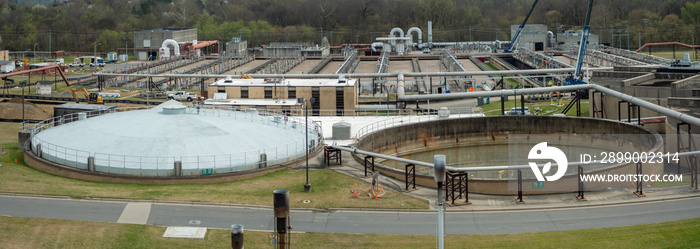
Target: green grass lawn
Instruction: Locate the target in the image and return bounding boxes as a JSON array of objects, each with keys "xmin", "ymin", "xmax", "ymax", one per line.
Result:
[
  {"xmin": 0, "ymin": 142, "xmax": 427, "ymax": 210},
  {"xmin": 478, "ymin": 98, "xmax": 590, "ymax": 117},
  {"xmin": 648, "ymin": 49, "xmax": 698, "ymax": 60},
  {"xmin": 0, "ymin": 216, "xmax": 697, "ymax": 249}
]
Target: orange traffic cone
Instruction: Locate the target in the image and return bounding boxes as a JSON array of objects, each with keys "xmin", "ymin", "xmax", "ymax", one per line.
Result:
[
  {"xmin": 15, "ymin": 159, "xmax": 17, "ymax": 163},
  {"xmin": 353, "ymin": 183, "xmax": 357, "ymax": 198},
  {"xmin": 375, "ymin": 193, "xmax": 378, "ymax": 199}
]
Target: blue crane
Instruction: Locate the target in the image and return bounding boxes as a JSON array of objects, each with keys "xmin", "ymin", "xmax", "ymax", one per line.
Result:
[
  {"xmin": 565, "ymin": 0, "xmax": 595, "ymax": 85},
  {"xmin": 504, "ymin": 0, "xmax": 540, "ymax": 53}
]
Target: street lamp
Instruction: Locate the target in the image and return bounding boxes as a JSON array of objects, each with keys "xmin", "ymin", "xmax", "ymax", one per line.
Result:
[
  {"xmin": 434, "ymin": 155, "xmax": 446, "ymax": 249},
  {"xmin": 33, "ymin": 43, "xmax": 38, "ymax": 63},
  {"xmin": 122, "ymin": 38, "xmax": 129, "ymax": 68},
  {"xmin": 94, "ymin": 41, "xmax": 101, "ymax": 68},
  {"xmin": 299, "ymin": 97, "xmax": 316, "ymax": 192}
]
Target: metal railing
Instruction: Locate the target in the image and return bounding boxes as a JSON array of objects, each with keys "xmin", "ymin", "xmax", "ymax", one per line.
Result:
[{"xmin": 28, "ymin": 105, "xmax": 324, "ymax": 176}]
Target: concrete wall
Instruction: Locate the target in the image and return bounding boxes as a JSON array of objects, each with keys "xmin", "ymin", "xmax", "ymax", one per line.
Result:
[
  {"xmin": 511, "ymin": 24, "xmax": 548, "ymax": 51},
  {"xmin": 356, "ymin": 116, "xmax": 662, "ymax": 194},
  {"xmin": 226, "ymin": 41, "xmax": 247, "ymax": 56},
  {"xmin": 557, "ymin": 33, "xmax": 599, "ymax": 50}
]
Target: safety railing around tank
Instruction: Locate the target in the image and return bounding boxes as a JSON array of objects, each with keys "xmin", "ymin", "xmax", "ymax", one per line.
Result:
[
  {"xmin": 354, "ymin": 107, "xmax": 483, "ymax": 140},
  {"xmin": 28, "ymin": 105, "xmax": 324, "ymax": 176}
]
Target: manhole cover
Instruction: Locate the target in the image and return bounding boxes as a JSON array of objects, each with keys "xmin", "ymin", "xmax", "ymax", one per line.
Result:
[
  {"xmin": 302, "ymin": 200, "xmax": 311, "ymax": 204},
  {"xmin": 189, "ymin": 220, "xmax": 201, "ymax": 225}
]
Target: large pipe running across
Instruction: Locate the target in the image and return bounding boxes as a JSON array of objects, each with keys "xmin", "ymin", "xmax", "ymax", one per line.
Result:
[
  {"xmin": 95, "ymin": 67, "xmax": 612, "ymax": 79},
  {"xmin": 395, "ymin": 72, "xmax": 700, "ymax": 127},
  {"xmin": 331, "ymin": 146, "xmax": 700, "ymax": 172}
]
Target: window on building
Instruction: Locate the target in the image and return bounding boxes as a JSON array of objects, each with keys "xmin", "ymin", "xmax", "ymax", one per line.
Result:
[
  {"xmin": 241, "ymin": 87, "xmax": 248, "ymax": 99},
  {"xmin": 218, "ymin": 86, "xmax": 226, "ymax": 93},
  {"xmin": 336, "ymin": 87, "xmax": 344, "ymax": 116},
  {"xmin": 312, "ymin": 87, "xmax": 320, "ymax": 116},
  {"xmin": 288, "ymin": 87, "xmax": 296, "ymax": 99},
  {"xmin": 264, "ymin": 86, "xmax": 272, "ymax": 99}
]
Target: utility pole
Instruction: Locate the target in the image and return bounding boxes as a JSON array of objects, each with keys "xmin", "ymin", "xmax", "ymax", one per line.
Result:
[
  {"xmin": 638, "ymin": 29, "xmax": 641, "ymax": 49},
  {"xmin": 627, "ymin": 25, "xmax": 630, "ymax": 50},
  {"xmin": 610, "ymin": 26, "xmax": 614, "ymax": 47},
  {"xmin": 49, "ymin": 30, "xmax": 51, "ymax": 58}
]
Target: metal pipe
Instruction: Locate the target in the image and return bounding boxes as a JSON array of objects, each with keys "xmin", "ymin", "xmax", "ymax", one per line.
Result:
[
  {"xmin": 591, "ymin": 84, "xmax": 700, "ymax": 127},
  {"xmin": 406, "ymin": 27, "xmax": 422, "ymax": 44},
  {"xmin": 399, "ymin": 84, "xmax": 594, "ymax": 101},
  {"xmin": 95, "ymin": 67, "xmax": 612, "ymax": 79},
  {"xmin": 331, "ymin": 145, "xmax": 700, "ymax": 172}
]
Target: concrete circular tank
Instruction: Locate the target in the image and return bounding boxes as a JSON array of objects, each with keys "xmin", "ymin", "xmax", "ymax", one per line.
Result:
[
  {"xmin": 356, "ymin": 116, "xmax": 663, "ymax": 194},
  {"xmin": 28, "ymin": 103, "xmax": 322, "ymax": 180}
]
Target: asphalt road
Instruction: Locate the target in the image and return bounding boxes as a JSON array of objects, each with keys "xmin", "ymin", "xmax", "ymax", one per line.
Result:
[{"xmin": 1, "ymin": 195, "xmax": 698, "ymax": 235}]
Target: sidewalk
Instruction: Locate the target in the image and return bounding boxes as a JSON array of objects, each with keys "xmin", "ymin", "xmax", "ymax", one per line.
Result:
[{"xmin": 301, "ymin": 150, "xmax": 700, "ymax": 212}]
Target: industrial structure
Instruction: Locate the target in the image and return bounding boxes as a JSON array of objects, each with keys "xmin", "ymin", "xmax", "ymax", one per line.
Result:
[
  {"xmin": 206, "ymin": 76, "xmax": 358, "ymax": 116},
  {"xmin": 134, "ymin": 28, "xmax": 198, "ymax": 59},
  {"xmin": 226, "ymin": 37, "xmax": 248, "ymax": 56}
]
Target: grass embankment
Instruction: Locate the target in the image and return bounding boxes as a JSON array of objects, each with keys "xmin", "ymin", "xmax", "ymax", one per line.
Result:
[
  {"xmin": 0, "ymin": 139, "xmax": 427, "ymax": 210},
  {"xmin": 0, "ymin": 216, "xmax": 697, "ymax": 249},
  {"xmin": 478, "ymin": 99, "xmax": 590, "ymax": 116}
]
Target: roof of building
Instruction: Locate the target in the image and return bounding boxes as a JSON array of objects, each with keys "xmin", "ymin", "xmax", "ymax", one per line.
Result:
[
  {"xmin": 210, "ymin": 78, "xmax": 357, "ymax": 87},
  {"xmin": 204, "ymin": 98, "xmax": 300, "ymax": 107}
]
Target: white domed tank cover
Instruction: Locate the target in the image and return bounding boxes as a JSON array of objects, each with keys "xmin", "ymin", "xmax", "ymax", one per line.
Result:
[
  {"xmin": 161, "ymin": 39, "xmax": 181, "ymax": 56},
  {"xmin": 31, "ymin": 101, "xmax": 320, "ymax": 174}
]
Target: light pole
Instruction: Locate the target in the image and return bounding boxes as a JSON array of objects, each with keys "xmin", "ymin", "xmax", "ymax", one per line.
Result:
[
  {"xmin": 434, "ymin": 155, "xmax": 446, "ymax": 249},
  {"xmin": 299, "ymin": 97, "xmax": 316, "ymax": 192},
  {"xmin": 33, "ymin": 43, "xmax": 38, "ymax": 63},
  {"xmin": 122, "ymin": 38, "xmax": 129, "ymax": 68},
  {"xmin": 94, "ymin": 41, "xmax": 101, "ymax": 68}
]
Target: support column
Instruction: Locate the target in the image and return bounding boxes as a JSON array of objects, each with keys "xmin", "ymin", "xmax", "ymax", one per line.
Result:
[
  {"xmin": 87, "ymin": 156, "xmax": 95, "ymax": 171},
  {"xmin": 516, "ymin": 169, "xmax": 524, "ymax": 203},
  {"xmin": 634, "ymin": 162, "xmax": 645, "ymax": 197},
  {"xmin": 231, "ymin": 224, "xmax": 244, "ymax": 249},
  {"xmin": 405, "ymin": 163, "xmax": 416, "ymax": 190},
  {"xmin": 364, "ymin": 156, "xmax": 374, "ymax": 177},
  {"xmin": 174, "ymin": 161, "xmax": 182, "ymax": 176},
  {"xmin": 577, "ymin": 166, "xmax": 586, "ymax": 200}
]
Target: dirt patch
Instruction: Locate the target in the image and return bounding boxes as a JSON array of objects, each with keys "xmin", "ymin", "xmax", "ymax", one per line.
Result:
[{"xmin": 0, "ymin": 98, "xmax": 51, "ymax": 121}]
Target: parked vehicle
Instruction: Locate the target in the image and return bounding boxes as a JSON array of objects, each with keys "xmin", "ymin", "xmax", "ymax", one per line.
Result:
[
  {"xmin": 505, "ymin": 107, "xmax": 530, "ymax": 115},
  {"xmin": 69, "ymin": 61, "xmax": 85, "ymax": 67},
  {"xmin": 168, "ymin": 91, "xmax": 197, "ymax": 101}
]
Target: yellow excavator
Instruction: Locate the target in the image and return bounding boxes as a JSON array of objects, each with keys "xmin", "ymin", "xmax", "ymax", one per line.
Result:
[{"xmin": 69, "ymin": 88, "xmax": 103, "ymax": 104}]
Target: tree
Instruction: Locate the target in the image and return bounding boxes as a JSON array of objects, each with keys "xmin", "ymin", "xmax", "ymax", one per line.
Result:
[{"xmin": 682, "ymin": 1, "xmax": 700, "ymax": 26}]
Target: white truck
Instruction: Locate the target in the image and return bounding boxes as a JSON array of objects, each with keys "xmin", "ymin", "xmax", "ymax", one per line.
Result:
[{"xmin": 168, "ymin": 91, "xmax": 197, "ymax": 101}]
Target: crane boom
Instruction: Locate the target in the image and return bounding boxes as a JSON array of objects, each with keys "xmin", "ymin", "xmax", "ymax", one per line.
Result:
[
  {"xmin": 505, "ymin": 0, "xmax": 540, "ymax": 53},
  {"xmin": 566, "ymin": 0, "xmax": 594, "ymax": 85}
]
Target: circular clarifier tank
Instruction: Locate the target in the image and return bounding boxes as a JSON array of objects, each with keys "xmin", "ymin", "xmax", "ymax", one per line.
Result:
[
  {"xmin": 356, "ymin": 116, "xmax": 663, "ymax": 194},
  {"xmin": 30, "ymin": 103, "xmax": 321, "ymax": 176}
]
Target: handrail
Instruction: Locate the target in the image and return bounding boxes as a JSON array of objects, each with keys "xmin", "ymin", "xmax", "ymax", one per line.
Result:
[{"xmin": 28, "ymin": 105, "xmax": 324, "ymax": 174}]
